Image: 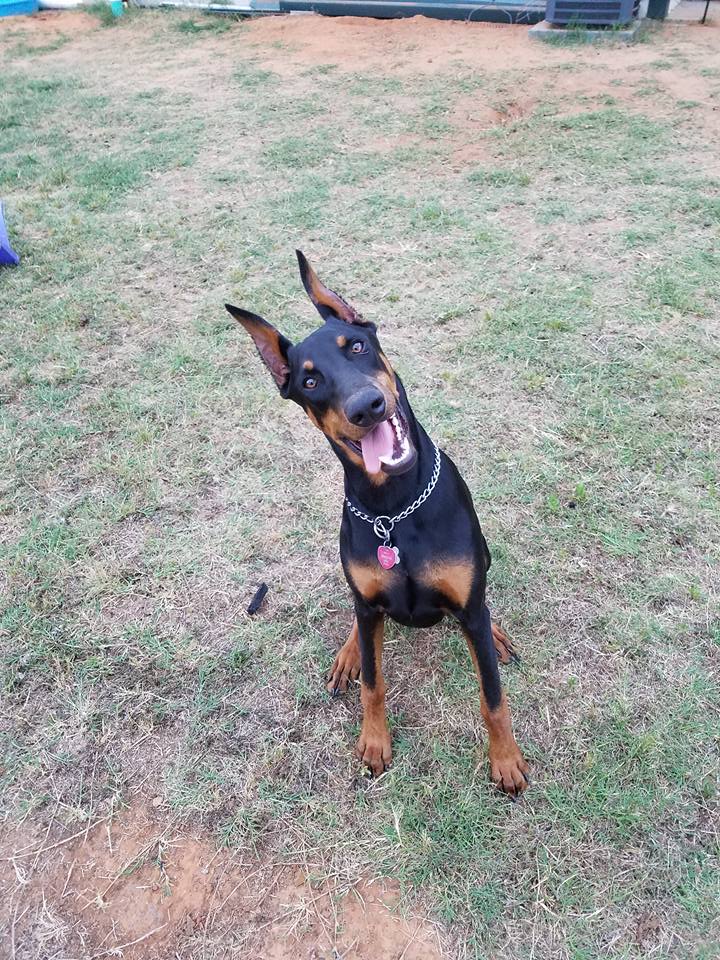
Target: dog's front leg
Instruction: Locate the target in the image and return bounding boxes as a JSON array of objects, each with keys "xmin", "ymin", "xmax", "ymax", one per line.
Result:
[
  {"xmin": 458, "ymin": 601, "xmax": 529, "ymax": 797},
  {"xmin": 354, "ymin": 604, "xmax": 391, "ymax": 775}
]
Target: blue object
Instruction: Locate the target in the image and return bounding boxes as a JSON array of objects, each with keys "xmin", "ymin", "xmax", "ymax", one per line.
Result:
[
  {"xmin": 545, "ymin": 0, "xmax": 639, "ymax": 23},
  {"xmin": 279, "ymin": 0, "xmax": 544, "ymax": 20},
  {"xmin": 0, "ymin": 0, "xmax": 38, "ymax": 16},
  {"xmin": 0, "ymin": 202, "xmax": 20, "ymax": 266}
]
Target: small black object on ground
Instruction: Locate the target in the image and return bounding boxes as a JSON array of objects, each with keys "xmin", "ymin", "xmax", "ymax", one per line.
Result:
[{"xmin": 247, "ymin": 582, "xmax": 269, "ymax": 615}]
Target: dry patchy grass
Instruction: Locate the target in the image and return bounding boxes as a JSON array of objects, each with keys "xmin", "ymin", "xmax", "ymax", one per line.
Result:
[{"xmin": 1, "ymin": 10, "xmax": 719, "ymax": 959}]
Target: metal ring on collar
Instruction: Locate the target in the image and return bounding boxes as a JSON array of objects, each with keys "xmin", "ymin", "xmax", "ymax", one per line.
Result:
[{"xmin": 373, "ymin": 516, "xmax": 394, "ymax": 540}]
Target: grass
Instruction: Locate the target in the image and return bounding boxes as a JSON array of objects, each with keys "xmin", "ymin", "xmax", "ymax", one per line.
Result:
[
  {"xmin": 86, "ymin": 2, "xmax": 125, "ymax": 27},
  {"xmin": 1, "ymin": 9, "xmax": 719, "ymax": 960}
]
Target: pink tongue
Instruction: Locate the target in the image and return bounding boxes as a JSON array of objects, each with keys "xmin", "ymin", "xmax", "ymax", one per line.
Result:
[{"xmin": 360, "ymin": 420, "xmax": 394, "ymax": 473}]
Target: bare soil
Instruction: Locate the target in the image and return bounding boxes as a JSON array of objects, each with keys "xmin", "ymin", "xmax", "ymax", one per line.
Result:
[{"xmin": 0, "ymin": 796, "xmax": 442, "ymax": 959}]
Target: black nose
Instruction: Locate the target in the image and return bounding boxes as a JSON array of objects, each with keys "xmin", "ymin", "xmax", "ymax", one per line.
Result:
[{"xmin": 345, "ymin": 388, "xmax": 386, "ymax": 427}]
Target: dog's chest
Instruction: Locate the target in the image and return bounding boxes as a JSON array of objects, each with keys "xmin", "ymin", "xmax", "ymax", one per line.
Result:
[
  {"xmin": 344, "ymin": 548, "xmax": 474, "ymax": 626},
  {"xmin": 341, "ymin": 466, "xmax": 483, "ymax": 624}
]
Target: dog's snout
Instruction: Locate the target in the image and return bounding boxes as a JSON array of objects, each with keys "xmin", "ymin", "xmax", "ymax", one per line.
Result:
[{"xmin": 345, "ymin": 388, "xmax": 386, "ymax": 428}]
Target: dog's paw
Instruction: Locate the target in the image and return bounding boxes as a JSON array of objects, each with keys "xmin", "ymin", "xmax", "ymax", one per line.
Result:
[
  {"xmin": 327, "ymin": 640, "xmax": 361, "ymax": 696},
  {"xmin": 491, "ymin": 622, "xmax": 520, "ymax": 665},
  {"xmin": 488, "ymin": 745, "xmax": 530, "ymax": 798},
  {"xmin": 355, "ymin": 729, "xmax": 392, "ymax": 776}
]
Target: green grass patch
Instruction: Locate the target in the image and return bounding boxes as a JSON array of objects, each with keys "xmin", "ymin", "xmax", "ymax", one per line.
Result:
[{"xmin": 1, "ymin": 17, "xmax": 719, "ymax": 960}]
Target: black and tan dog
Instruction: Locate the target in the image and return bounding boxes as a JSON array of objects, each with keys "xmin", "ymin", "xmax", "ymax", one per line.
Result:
[{"xmin": 227, "ymin": 253, "xmax": 529, "ymax": 797}]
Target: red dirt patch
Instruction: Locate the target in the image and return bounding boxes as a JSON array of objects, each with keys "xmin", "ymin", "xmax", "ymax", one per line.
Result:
[
  {"xmin": 0, "ymin": 9, "xmax": 96, "ymax": 38},
  {"xmin": 0, "ymin": 799, "xmax": 442, "ymax": 959},
  {"xmin": 248, "ymin": 14, "xmax": 556, "ymax": 76}
]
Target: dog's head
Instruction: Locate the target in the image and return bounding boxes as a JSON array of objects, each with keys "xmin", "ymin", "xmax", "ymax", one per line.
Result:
[{"xmin": 226, "ymin": 252, "xmax": 417, "ymax": 480}]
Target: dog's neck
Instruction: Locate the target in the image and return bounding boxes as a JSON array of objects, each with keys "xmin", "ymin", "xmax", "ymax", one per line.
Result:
[{"xmin": 333, "ymin": 377, "xmax": 435, "ymax": 517}]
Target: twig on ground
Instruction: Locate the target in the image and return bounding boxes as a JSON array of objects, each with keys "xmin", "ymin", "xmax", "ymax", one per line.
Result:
[
  {"xmin": 11, "ymin": 903, "xmax": 30, "ymax": 959},
  {"xmin": 61, "ymin": 858, "xmax": 76, "ymax": 899},
  {"xmin": 81, "ymin": 826, "xmax": 175, "ymax": 910},
  {"xmin": 4, "ymin": 813, "xmax": 114, "ymax": 862},
  {"xmin": 89, "ymin": 922, "xmax": 168, "ymax": 958}
]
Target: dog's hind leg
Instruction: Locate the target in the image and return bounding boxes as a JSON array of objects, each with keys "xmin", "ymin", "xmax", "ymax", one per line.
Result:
[{"xmin": 327, "ymin": 618, "xmax": 362, "ymax": 695}]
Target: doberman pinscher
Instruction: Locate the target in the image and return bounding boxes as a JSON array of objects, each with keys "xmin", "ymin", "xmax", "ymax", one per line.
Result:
[{"xmin": 226, "ymin": 253, "xmax": 529, "ymax": 797}]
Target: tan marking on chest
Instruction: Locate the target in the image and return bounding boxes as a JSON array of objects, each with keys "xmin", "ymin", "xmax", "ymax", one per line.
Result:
[
  {"xmin": 419, "ymin": 560, "xmax": 475, "ymax": 609},
  {"xmin": 347, "ymin": 560, "xmax": 398, "ymax": 602}
]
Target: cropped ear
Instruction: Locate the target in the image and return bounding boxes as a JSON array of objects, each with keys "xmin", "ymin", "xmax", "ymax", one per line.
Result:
[
  {"xmin": 296, "ymin": 250, "xmax": 372, "ymax": 327},
  {"xmin": 226, "ymin": 304, "xmax": 292, "ymax": 394}
]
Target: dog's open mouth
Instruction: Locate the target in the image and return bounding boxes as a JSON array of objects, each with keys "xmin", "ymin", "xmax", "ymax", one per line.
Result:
[{"xmin": 344, "ymin": 406, "xmax": 417, "ymax": 476}]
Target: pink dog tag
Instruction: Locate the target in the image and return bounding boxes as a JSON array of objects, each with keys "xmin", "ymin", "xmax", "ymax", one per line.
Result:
[{"xmin": 377, "ymin": 545, "xmax": 400, "ymax": 569}]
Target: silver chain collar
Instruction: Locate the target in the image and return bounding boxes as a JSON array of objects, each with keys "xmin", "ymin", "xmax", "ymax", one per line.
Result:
[{"xmin": 344, "ymin": 442, "xmax": 442, "ymax": 547}]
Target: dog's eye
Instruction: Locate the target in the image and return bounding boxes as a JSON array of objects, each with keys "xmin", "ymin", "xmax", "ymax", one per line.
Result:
[
  {"xmin": 350, "ymin": 340, "xmax": 365, "ymax": 354},
  {"xmin": 303, "ymin": 376, "xmax": 317, "ymax": 390}
]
